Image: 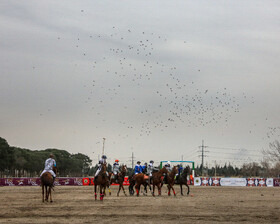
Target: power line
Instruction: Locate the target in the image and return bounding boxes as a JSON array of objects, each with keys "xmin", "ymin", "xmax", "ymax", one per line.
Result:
[{"xmin": 198, "ymin": 140, "xmax": 209, "ymax": 172}]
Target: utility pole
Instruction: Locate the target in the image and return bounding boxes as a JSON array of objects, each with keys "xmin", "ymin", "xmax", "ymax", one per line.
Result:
[
  {"xmin": 131, "ymin": 152, "xmax": 135, "ymax": 169},
  {"xmin": 198, "ymin": 140, "xmax": 208, "ymax": 176},
  {"xmin": 102, "ymin": 138, "xmax": 106, "ymax": 155}
]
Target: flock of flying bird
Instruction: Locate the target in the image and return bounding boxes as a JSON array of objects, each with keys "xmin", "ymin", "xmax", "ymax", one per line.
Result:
[
  {"xmin": 65, "ymin": 27, "xmax": 257, "ymax": 138},
  {"xmin": 53, "ymin": 24, "xmax": 280, "ymax": 152}
]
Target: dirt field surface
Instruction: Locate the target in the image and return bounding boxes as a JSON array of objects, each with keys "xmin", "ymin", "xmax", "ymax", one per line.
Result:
[{"xmin": 0, "ymin": 185, "xmax": 279, "ymax": 224}]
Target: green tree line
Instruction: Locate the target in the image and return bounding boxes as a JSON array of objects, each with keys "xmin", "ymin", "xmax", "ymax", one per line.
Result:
[{"xmin": 0, "ymin": 137, "xmax": 92, "ymax": 177}]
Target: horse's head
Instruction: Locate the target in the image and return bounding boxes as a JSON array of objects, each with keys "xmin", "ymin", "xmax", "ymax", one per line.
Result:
[
  {"xmin": 101, "ymin": 163, "xmax": 107, "ymax": 173},
  {"xmin": 121, "ymin": 165, "xmax": 127, "ymax": 173},
  {"xmin": 184, "ymin": 165, "xmax": 191, "ymax": 174},
  {"xmin": 160, "ymin": 166, "xmax": 168, "ymax": 174},
  {"xmin": 171, "ymin": 166, "xmax": 178, "ymax": 174}
]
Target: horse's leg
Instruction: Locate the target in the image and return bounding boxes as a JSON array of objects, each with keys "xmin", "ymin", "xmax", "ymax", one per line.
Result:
[
  {"xmin": 135, "ymin": 184, "xmax": 139, "ymax": 197},
  {"xmin": 100, "ymin": 185, "xmax": 104, "ymax": 201},
  {"xmin": 121, "ymin": 183, "xmax": 127, "ymax": 196},
  {"xmin": 49, "ymin": 187, "xmax": 53, "ymax": 202},
  {"xmin": 117, "ymin": 184, "xmax": 121, "ymax": 197},
  {"xmin": 180, "ymin": 183, "xmax": 183, "ymax": 196},
  {"xmin": 167, "ymin": 185, "xmax": 171, "ymax": 196},
  {"xmin": 171, "ymin": 184, "xmax": 176, "ymax": 196},
  {"xmin": 185, "ymin": 183, "xmax": 190, "ymax": 195},
  {"xmin": 45, "ymin": 185, "xmax": 48, "ymax": 201},
  {"xmin": 152, "ymin": 184, "xmax": 155, "ymax": 196},
  {"xmin": 42, "ymin": 184, "xmax": 44, "ymax": 202},
  {"xmin": 108, "ymin": 185, "xmax": 111, "ymax": 196},
  {"xmin": 157, "ymin": 184, "xmax": 161, "ymax": 196},
  {"xmin": 94, "ymin": 184, "xmax": 97, "ymax": 200}
]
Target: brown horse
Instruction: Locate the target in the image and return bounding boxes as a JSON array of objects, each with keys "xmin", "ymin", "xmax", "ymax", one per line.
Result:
[
  {"xmin": 176, "ymin": 166, "xmax": 191, "ymax": 195},
  {"xmin": 151, "ymin": 167, "xmax": 168, "ymax": 196},
  {"xmin": 165, "ymin": 166, "xmax": 178, "ymax": 196},
  {"xmin": 109, "ymin": 165, "xmax": 127, "ymax": 196},
  {"xmin": 128, "ymin": 173, "xmax": 150, "ymax": 196},
  {"xmin": 94, "ymin": 163, "xmax": 109, "ymax": 201},
  {"xmin": 40, "ymin": 166, "xmax": 57, "ymax": 203},
  {"xmin": 134, "ymin": 173, "xmax": 151, "ymax": 197}
]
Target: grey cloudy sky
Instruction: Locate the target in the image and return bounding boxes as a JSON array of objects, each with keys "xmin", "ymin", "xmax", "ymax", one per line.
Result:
[{"xmin": 1, "ymin": 0, "xmax": 279, "ymax": 167}]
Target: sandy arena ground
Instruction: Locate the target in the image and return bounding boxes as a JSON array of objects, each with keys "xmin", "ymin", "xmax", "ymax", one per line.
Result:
[{"xmin": 0, "ymin": 185, "xmax": 279, "ymax": 224}]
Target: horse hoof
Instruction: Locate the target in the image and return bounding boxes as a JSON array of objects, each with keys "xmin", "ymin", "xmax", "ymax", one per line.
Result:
[{"xmin": 50, "ymin": 201, "xmax": 53, "ymax": 203}]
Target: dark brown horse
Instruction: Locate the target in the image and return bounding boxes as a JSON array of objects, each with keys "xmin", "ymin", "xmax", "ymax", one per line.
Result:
[
  {"xmin": 151, "ymin": 167, "xmax": 168, "ymax": 196},
  {"xmin": 109, "ymin": 165, "xmax": 127, "ymax": 196},
  {"xmin": 41, "ymin": 166, "xmax": 57, "ymax": 203},
  {"xmin": 94, "ymin": 163, "xmax": 109, "ymax": 201},
  {"xmin": 176, "ymin": 166, "xmax": 191, "ymax": 195},
  {"xmin": 165, "ymin": 166, "xmax": 178, "ymax": 196}
]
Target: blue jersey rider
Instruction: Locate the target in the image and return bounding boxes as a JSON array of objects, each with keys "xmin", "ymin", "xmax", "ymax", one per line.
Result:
[
  {"xmin": 176, "ymin": 164, "xmax": 183, "ymax": 180},
  {"xmin": 134, "ymin": 161, "xmax": 143, "ymax": 174},
  {"xmin": 95, "ymin": 155, "xmax": 107, "ymax": 177},
  {"xmin": 142, "ymin": 162, "xmax": 148, "ymax": 174}
]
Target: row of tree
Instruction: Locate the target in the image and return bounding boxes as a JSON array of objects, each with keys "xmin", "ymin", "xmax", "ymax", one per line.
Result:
[
  {"xmin": 0, "ymin": 137, "xmax": 92, "ymax": 177},
  {"xmin": 1, "ymin": 137, "xmax": 279, "ymax": 178}
]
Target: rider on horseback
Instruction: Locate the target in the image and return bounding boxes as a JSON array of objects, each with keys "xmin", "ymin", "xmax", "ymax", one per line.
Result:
[
  {"xmin": 176, "ymin": 164, "xmax": 183, "ymax": 181},
  {"xmin": 40, "ymin": 154, "xmax": 57, "ymax": 183},
  {"xmin": 147, "ymin": 160, "xmax": 154, "ymax": 184},
  {"xmin": 95, "ymin": 155, "xmax": 107, "ymax": 177},
  {"xmin": 134, "ymin": 161, "xmax": 143, "ymax": 174},
  {"xmin": 112, "ymin": 159, "xmax": 120, "ymax": 182},
  {"xmin": 163, "ymin": 161, "xmax": 171, "ymax": 183},
  {"xmin": 142, "ymin": 162, "xmax": 148, "ymax": 174}
]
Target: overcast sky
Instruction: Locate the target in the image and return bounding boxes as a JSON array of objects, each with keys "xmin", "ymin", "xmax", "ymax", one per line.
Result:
[{"xmin": 1, "ymin": 0, "xmax": 279, "ymax": 167}]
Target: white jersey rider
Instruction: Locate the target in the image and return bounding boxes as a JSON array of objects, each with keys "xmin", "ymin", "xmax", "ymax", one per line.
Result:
[
  {"xmin": 165, "ymin": 161, "xmax": 172, "ymax": 172},
  {"xmin": 40, "ymin": 154, "xmax": 56, "ymax": 180},
  {"xmin": 95, "ymin": 155, "xmax": 107, "ymax": 177},
  {"xmin": 147, "ymin": 160, "xmax": 154, "ymax": 177},
  {"xmin": 113, "ymin": 159, "xmax": 120, "ymax": 175},
  {"xmin": 147, "ymin": 160, "xmax": 154, "ymax": 184}
]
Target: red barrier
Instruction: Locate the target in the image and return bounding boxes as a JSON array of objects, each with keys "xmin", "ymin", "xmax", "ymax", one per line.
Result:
[{"xmin": 83, "ymin": 177, "xmax": 130, "ymax": 186}]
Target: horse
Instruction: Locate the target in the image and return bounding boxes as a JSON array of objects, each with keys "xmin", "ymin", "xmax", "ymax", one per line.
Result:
[
  {"xmin": 109, "ymin": 165, "xmax": 128, "ymax": 196},
  {"xmin": 151, "ymin": 167, "xmax": 168, "ymax": 196},
  {"xmin": 94, "ymin": 163, "xmax": 109, "ymax": 201},
  {"xmin": 128, "ymin": 172, "xmax": 150, "ymax": 196},
  {"xmin": 134, "ymin": 173, "xmax": 151, "ymax": 197},
  {"xmin": 176, "ymin": 165, "xmax": 191, "ymax": 195},
  {"xmin": 40, "ymin": 166, "xmax": 57, "ymax": 203},
  {"xmin": 164, "ymin": 166, "xmax": 178, "ymax": 196}
]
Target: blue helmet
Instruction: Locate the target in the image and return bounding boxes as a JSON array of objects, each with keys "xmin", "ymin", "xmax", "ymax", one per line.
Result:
[{"xmin": 102, "ymin": 155, "xmax": 107, "ymax": 159}]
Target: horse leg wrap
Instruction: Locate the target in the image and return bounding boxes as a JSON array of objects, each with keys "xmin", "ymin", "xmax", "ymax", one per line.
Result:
[
  {"xmin": 168, "ymin": 190, "xmax": 171, "ymax": 196},
  {"xmin": 173, "ymin": 189, "xmax": 176, "ymax": 196},
  {"xmin": 136, "ymin": 188, "xmax": 139, "ymax": 196},
  {"xmin": 94, "ymin": 193, "xmax": 97, "ymax": 200},
  {"xmin": 100, "ymin": 193, "xmax": 104, "ymax": 201}
]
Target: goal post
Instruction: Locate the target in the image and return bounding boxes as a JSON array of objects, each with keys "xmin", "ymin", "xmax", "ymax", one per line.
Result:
[{"xmin": 160, "ymin": 160, "xmax": 195, "ymax": 177}]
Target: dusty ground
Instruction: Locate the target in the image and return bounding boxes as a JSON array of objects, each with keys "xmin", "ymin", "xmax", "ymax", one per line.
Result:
[{"xmin": 0, "ymin": 185, "xmax": 279, "ymax": 224}]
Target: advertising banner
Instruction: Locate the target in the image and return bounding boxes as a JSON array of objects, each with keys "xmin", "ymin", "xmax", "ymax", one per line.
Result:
[
  {"xmin": 194, "ymin": 177, "xmax": 275, "ymax": 187},
  {"xmin": 273, "ymin": 178, "xmax": 280, "ymax": 187},
  {"xmin": 0, "ymin": 177, "xmax": 83, "ymax": 186}
]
